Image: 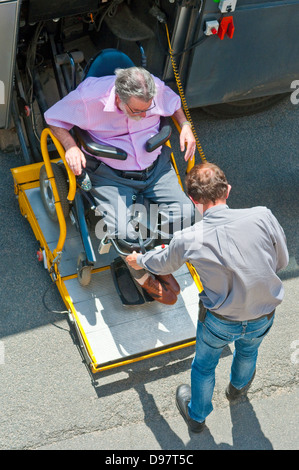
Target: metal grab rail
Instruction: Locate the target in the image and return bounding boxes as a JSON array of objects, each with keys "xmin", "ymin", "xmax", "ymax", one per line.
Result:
[{"xmin": 40, "ymin": 127, "xmax": 76, "ymax": 257}]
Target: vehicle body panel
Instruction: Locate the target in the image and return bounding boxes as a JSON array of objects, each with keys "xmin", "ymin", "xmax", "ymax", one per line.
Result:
[{"xmin": 0, "ymin": 0, "xmax": 298, "ymax": 128}]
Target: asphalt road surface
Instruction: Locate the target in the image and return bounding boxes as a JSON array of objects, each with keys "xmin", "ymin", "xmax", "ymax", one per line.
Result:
[{"xmin": 0, "ymin": 95, "xmax": 298, "ymax": 451}]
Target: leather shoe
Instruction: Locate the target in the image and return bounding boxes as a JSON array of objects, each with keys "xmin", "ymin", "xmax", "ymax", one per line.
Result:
[
  {"xmin": 156, "ymin": 274, "xmax": 180, "ymax": 295},
  {"xmin": 176, "ymin": 384, "xmax": 205, "ymax": 433},
  {"xmin": 142, "ymin": 275, "xmax": 177, "ymax": 305},
  {"xmin": 225, "ymin": 369, "xmax": 256, "ymax": 401}
]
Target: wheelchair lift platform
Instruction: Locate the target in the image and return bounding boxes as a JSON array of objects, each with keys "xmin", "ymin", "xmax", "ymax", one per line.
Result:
[{"xmin": 11, "ymin": 160, "xmax": 201, "ymax": 374}]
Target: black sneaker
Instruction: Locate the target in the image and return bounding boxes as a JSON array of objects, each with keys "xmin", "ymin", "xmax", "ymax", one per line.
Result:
[
  {"xmin": 175, "ymin": 384, "xmax": 205, "ymax": 433},
  {"xmin": 225, "ymin": 369, "xmax": 256, "ymax": 401}
]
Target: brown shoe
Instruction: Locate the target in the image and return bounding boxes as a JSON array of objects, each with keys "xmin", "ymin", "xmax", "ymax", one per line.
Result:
[
  {"xmin": 156, "ymin": 274, "xmax": 180, "ymax": 295},
  {"xmin": 142, "ymin": 275, "xmax": 178, "ymax": 305}
]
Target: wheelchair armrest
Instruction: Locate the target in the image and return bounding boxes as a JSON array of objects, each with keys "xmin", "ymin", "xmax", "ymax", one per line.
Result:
[
  {"xmin": 74, "ymin": 127, "xmax": 127, "ymax": 160},
  {"xmin": 145, "ymin": 125, "xmax": 172, "ymax": 153}
]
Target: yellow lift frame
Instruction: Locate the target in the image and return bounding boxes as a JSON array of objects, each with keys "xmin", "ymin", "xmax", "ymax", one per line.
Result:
[{"xmin": 11, "ymin": 124, "xmax": 203, "ymax": 374}]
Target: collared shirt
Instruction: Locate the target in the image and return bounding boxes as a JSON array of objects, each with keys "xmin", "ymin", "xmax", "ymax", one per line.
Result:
[
  {"xmin": 137, "ymin": 205, "xmax": 289, "ymax": 321},
  {"xmin": 44, "ymin": 75, "xmax": 181, "ymax": 171}
]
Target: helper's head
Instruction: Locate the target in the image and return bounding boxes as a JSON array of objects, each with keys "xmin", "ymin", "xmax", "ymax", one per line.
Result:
[
  {"xmin": 186, "ymin": 162, "xmax": 231, "ymax": 212},
  {"xmin": 115, "ymin": 67, "xmax": 156, "ymax": 120}
]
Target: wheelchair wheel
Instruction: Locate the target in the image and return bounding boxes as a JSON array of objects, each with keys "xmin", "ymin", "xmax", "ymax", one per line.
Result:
[
  {"xmin": 77, "ymin": 252, "xmax": 92, "ymax": 287},
  {"xmin": 39, "ymin": 163, "xmax": 70, "ymax": 222}
]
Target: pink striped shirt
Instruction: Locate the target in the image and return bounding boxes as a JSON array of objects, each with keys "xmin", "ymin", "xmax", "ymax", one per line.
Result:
[{"xmin": 44, "ymin": 75, "xmax": 181, "ymax": 170}]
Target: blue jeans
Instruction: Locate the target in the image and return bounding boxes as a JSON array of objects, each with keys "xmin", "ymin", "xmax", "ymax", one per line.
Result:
[{"xmin": 189, "ymin": 310, "xmax": 274, "ymax": 423}]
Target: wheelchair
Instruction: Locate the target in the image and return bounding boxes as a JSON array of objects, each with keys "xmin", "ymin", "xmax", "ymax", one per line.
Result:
[{"xmin": 39, "ymin": 48, "xmax": 183, "ymax": 306}]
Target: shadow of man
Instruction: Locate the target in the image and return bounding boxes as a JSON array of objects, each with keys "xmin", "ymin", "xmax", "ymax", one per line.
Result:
[
  {"xmin": 135, "ymin": 381, "xmax": 273, "ymax": 450},
  {"xmin": 229, "ymin": 396, "xmax": 273, "ymax": 450}
]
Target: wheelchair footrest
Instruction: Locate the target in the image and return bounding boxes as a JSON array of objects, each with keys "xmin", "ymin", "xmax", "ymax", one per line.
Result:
[{"xmin": 110, "ymin": 257, "xmax": 154, "ymax": 305}]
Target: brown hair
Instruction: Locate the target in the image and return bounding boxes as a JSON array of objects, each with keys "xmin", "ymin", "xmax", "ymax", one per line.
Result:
[{"xmin": 185, "ymin": 162, "xmax": 228, "ymax": 204}]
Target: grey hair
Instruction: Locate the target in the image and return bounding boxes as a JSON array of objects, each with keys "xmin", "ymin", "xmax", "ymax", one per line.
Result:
[{"xmin": 114, "ymin": 67, "xmax": 156, "ymax": 104}]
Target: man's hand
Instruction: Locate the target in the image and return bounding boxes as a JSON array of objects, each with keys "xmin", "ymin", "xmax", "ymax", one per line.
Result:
[
  {"xmin": 126, "ymin": 251, "xmax": 143, "ymax": 270},
  {"xmin": 65, "ymin": 145, "xmax": 86, "ymax": 176},
  {"xmin": 180, "ymin": 124, "xmax": 196, "ymax": 161},
  {"xmin": 172, "ymin": 108, "xmax": 196, "ymax": 161},
  {"xmin": 48, "ymin": 125, "xmax": 86, "ymax": 176}
]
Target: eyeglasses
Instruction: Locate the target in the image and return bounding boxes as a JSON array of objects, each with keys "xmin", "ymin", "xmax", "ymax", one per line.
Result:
[{"xmin": 125, "ymin": 99, "xmax": 156, "ymax": 115}]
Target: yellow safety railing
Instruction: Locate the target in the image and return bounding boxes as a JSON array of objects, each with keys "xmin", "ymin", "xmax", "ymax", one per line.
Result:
[{"xmin": 40, "ymin": 128, "xmax": 76, "ymax": 256}]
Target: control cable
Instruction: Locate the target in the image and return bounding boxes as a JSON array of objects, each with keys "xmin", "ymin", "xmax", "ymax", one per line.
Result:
[{"xmin": 165, "ymin": 23, "xmax": 207, "ymax": 163}]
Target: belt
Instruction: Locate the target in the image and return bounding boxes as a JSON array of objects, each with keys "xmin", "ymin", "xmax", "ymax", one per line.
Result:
[
  {"xmin": 198, "ymin": 302, "xmax": 275, "ymax": 323},
  {"xmin": 209, "ymin": 309, "xmax": 275, "ymax": 323},
  {"xmin": 113, "ymin": 159, "xmax": 157, "ymax": 181}
]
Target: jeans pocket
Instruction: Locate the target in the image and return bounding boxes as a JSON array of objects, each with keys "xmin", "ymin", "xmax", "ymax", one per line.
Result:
[
  {"xmin": 255, "ymin": 319, "xmax": 274, "ymax": 339},
  {"xmin": 202, "ymin": 323, "xmax": 232, "ymax": 349}
]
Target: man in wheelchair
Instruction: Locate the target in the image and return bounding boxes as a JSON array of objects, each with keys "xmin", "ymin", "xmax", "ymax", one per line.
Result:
[{"xmin": 44, "ymin": 64, "xmax": 196, "ymax": 305}]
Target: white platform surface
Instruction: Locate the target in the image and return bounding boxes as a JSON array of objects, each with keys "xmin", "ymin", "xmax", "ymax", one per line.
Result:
[{"xmin": 26, "ymin": 187, "xmax": 199, "ymax": 365}]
